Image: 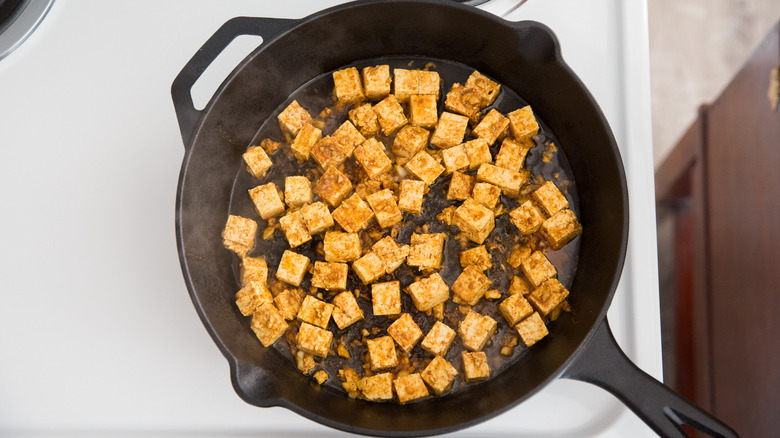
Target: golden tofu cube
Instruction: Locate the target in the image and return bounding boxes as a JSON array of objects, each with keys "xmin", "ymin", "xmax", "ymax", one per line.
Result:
[
  {"xmin": 507, "ymin": 245, "xmax": 532, "ymax": 270},
  {"xmin": 297, "ymin": 295, "xmax": 334, "ymax": 329},
  {"xmin": 459, "ymin": 245, "xmax": 492, "ymax": 272},
  {"xmin": 331, "ymin": 120, "xmax": 365, "ymax": 157},
  {"xmin": 541, "ymin": 208, "xmax": 582, "ymax": 250},
  {"xmin": 398, "ymin": 179, "xmax": 425, "ymax": 214},
  {"xmin": 516, "ymin": 312, "xmax": 548, "ymax": 347},
  {"xmin": 323, "ymin": 231, "xmax": 362, "ymax": 262},
  {"xmin": 314, "ymin": 166, "xmax": 353, "ymax": 208},
  {"xmin": 279, "ymin": 210, "xmax": 312, "ymax": 248},
  {"xmin": 447, "ymin": 171, "xmax": 475, "ymax": 201},
  {"xmin": 354, "ymin": 137, "xmax": 392, "ymax": 179},
  {"xmin": 463, "ymin": 138, "xmax": 492, "ymax": 170},
  {"xmin": 387, "ymin": 313, "xmax": 423, "ymax": 354},
  {"xmin": 528, "ymin": 278, "xmax": 569, "ymax": 317},
  {"xmin": 284, "ymin": 176, "xmax": 313, "ymax": 208},
  {"xmin": 311, "ymin": 136, "xmax": 347, "ymax": 170},
  {"xmin": 235, "ymin": 281, "xmax": 273, "ymax": 316},
  {"xmin": 442, "ymin": 144, "xmax": 470, "ymax": 174},
  {"xmin": 290, "ymin": 123, "xmax": 322, "ymax": 161},
  {"xmin": 352, "ymin": 251, "xmax": 386, "ymax": 285},
  {"xmin": 394, "ymin": 373, "xmax": 429, "ymax": 404},
  {"xmin": 507, "ymin": 105, "xmax": 539, "ymax": 141},
  {"xmin": 392, "ymin": 125, "xmax": 430, "ymax": 160},
  {"xmin": 274, "ymin": 287, "xmax": 304, "ymax": 320},
  {"xmin": 332, "ymin": 193, "xmax": 375, "ymax": 233},
  {"xmin": 421, "ymin": 356, "xmax": 458, "ymax": 395},
  {"xmin": 476, "ymin": 163, "xmax": 526, "ymax": 197},
  {"xmin": 444, "ymin": 82, "xmax": 482, "ymax": 122},
  {"xmin": 407, "ymin": 272, "xmax": 450, "ymax": 311},
  {"xmin": 251, "ymin": 303, "xmax": 289, "ymax": 347},
  {"xmin": 367, "ymin": 189, "xmax": 403, "ymax": 228},
  {"xmin": 277, "ymin": 100, "xmax": 312, "ymax": 137},
  {"xmin": 313, "ymin": 369, "xmax": 329, "ymax": 385},
  {"xmin": 461, "ymin": 351, "xmax": 490, "ymax": 382},
  {"xmin": 358, "ymin": 372, "xmax": 394, "ymax": 401},
  {"xmin": 405, "ymin": 150, "xmax": 445, "ymax": 186},
  {"xmin": 409, "ymin": 94, "xmax": 438, "ymax": 128},
  {"xmin": 373, "ymin": 95, "xmax": 408, "ymax": 136},
  {"xmin": 430, "ymin": 112, "xmax": 469, "ymax": 149},
  {"xmin": 453, "ymin": 198, "xmax": 495, "ymax": 244},
  {"xmin": 418, "ymin": 70, "xmax": 441, "ymax": 97},
  {"xmin": 332, "ymin": 67, "xmax": 365, "ymax": 105},
  {"xmin": 458, "ymin": 311, "xmax": 498, "ymax": 351},
  {"xmin": 332, "ymin": 290, "xmax": 364, "ymax": 329},
  {"xmin": 367, "ymin": 336, "xmax": 399, "ymax": 371},
  {"xmin": 297, "ymin": 322, "xmax": 333, "ymax": 357},
  {"xmin": 465, "ymin": 71, "xmax": 501, "ymax": 107},
  {"xmin": 248, "ymin": 183, "xmax": 285, "ymax": 220},
  {"xmin": 311, "ymin": 261, "xmax": 348, "ymax": 290},
  {"xmin": 348, "ymin": 103, "xmax": 380, "ymax": 137},
  {"xmin": 242, "ymin": 145, "xmax": 273, "ymax": 180},
  {"xmin": 532, "ymin": 181, "xmax": 569, "ymax": 216},
  {"xmin": 222, "ymin": 215, "xmax": 257, "ymax": 256},
  {"xmin": 372, "ymin": 236, "xmax": 409, "ymax": 274},
  {"xmin": 393, "ymin": 68, "xmax": 418, "ymax": 102},
  {"xmin": 421, "ymin": 321, "xmax": 456, "ymax": 356},
  {"xmin": 362, "ymin": 65, "xmax": 391, "ymax": 100},
  {"xmin": 300, "ymin": 201, "xmax": 334, "ymax": 234},
  {"xmin": 509, "ymin": 200, "xmax": 545, "ymax": 235},
  {"xmin": 485, "ymin": 289, "xmax": 501, "ymax": 300},
  {"xmin": 275, "ymin": 250, "xmax": 311, "ymax": 286},
  {"xmin": 240, "ymin": 256, "xmax": 267, "ymax": 286},
  {"xmin": 452, "ymin": 265, "xmax": 492, "ymax": 306},
  {"xmin": 372, "ymin": 280, "xmax": 402, "ymax": 316},
  {"xmin": 407, "ymin": 232, "xmax": 447, "ymax": 270},
  {"xmin": 521, "ymin": 250, "xmax": 557, "ymax": 288},
  {"xmin": 508, "ymin": 275, "xmax": 533, "ymax": 296},
  {"xmin": 472, "ymin": 109, "xmax": 509, "ymax": 146},
  {"xmin": 472, "ymin": 182, "xmax": 502, "ymax": 210},
  {"xmin": 499, "ymin": 293, "xmax": 534, "ymax": 326},
  {"xmin": 495, "ymin": 138, "xmax": 532, "ymax": 172}
]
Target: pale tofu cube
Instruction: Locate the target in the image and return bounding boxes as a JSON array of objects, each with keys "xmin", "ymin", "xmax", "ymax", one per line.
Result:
[
  {"xmin": 297, "ymin": 322, "xmax": 333, "ymax": 357},
  {"xmin": 447, "ymin": 171, "xmax": 475, "ymax": 201},
  {"xmin": 421, "ymin": 356, "xmax": 458, "ymax": 395},
  {"xmin": 332, "ymin": 290, "xmax": 364, "ymax": 329},
  {"xmin": 332, "ymin": 193, "xmax": 375, "ymax": 233},
  {"xmin": 418, "ymin": 70, "xmax": 441, "ymax": 97},
  {"xmin": 405, "ymin": 150, "xmax": 445, "ymax": 186},
  {"xmin": 358, "ymin": 372, "xmax": 394, "ymax": 401},
  {"xmin": 366, "ymin": 189, "xmax": 403, "ymax": 229},
  {"xmin": 453, "ymin": 198, "xmax": 495, "ymax": 244},
  {"xmin": 392, "ymin": 125, "xmax": 430, "ymax": 160},
  {"xmin": 499, "ymin": 293, "xmax": 534, "ymax": 326},
  {"xmin": 333, "ymin": 67, "xmax": 365, "ymax": 105},
  {"xmin": 507, "ymin": 245, "xmax": 533, "ymax": 270},
  {"xmin": 331, "ymin": 120, "xmax": 365, "ymax": 157},
  {"xmin": 507, "ymin": 105, "xmax": 539, "ymax": 141},
  {"xmin": 311, "ymin": 136, "xmax": 347, "ymax": 170},
  {"xmin": 323, "ymin": 231, "xmax": 362, "ymax": 262},
  {"xmin": 372, "ymin": 281, "xmax": 402, "ymax": 316},
  {"xmin": 367, "ymin": 336, "xmax": 398, "ymax": 371},
  {"xmin": 407, "ymin": 232, "xmax": 446, "ymax": 270},
  {"xmin": 495, "ymin": 138, "xmax": 532, "ymax": 172},
  {"xmin": 274, "ymin": 287, "xmax": 304, "ymax": 320},
  {"xmin": 290, "ymin": 123, "xmax": 322, "ymax": 161},
  {"xmin": 354, "ymin": 138, "xmax": 392, "ymax": 180},
  {"xmin": 362, "ymin": 65, "xmax": 391, "ymax": 100},
  {"xmin": 393, "ymin": 69, "xmax": 418, "ymax": 102},
  {"xmin": 284, "ymin": 176, "xmax": 312, "ymax": 208},
  {"xmin": 240, "ymin": 256, "xmax": 267, "ymax": 286},
  {"xmin": 394, "ymin": 373, "xmax": 429, "ymax": 404},
  {"xmin": 421, "ymin": 321, "xmax": 456, "ymax": 356},
  {"xmin": 476, "ymin": 163, "xmax": 526, "ymax": 197},
  {"xmin": 521, "ymin": 251, "xmax": 557, "ymax": 288},
  {"xmin": 508, "ymin": 275, "xmax": 533, "ymax": 296},
  {"xmin": 373, "ymin": 95, "xmax": 408, "ymax": 136},
  {"xmin": 251, "ymin": 303, "xmax": 289, "ymax": 347},
  {"xmin": 372, "ymin": 236, "xmax": 408, "ymax": 274},
  {"xmin": 461, "ymin": 351, "xmax": 490, "ymax": 382},
  {"xmin": 348, "ymin": 103, "xmax": 380, "ymax": 137},
  {"xmin": 248, "ymin": 183, "xmax": 285, "ymax": 220},
  {"xmin": 311, "ymin": 261, "xmax": 348, "ymax": 290},
  {"xmin": 297, "ymin": 295, "xmax": 334, "ymax": 329},
  {"xmin": 314, "ymin": 166, "xmax": 353, "ymax": 207},
  {"xmin": 458, "ymin": 311, "xmax": 498, "ymax": 351},
  {"xmin": 516, "ymin": 312, "xmax": 548, "ymax": 347},
  {"xmin": 222, "ymin": 215, "xmax": 257, "ymax": 256},
  {"xmin": 509, "ymin": 200, "xmax": 545, "ymax": 235},
  {"xmin": 275, "ymin": 250, "xmax": 311, "ymax": 286},
  {"xmin": 409, "ymin": 94, "xmax": 438, "ymax": 128},
  {"xmin": 465, "ymin": 71, "xmax": 501, "ymax": 107},
  {"xmin": 407, "ymin": 272, "xmax": 449, "ymax": 311},
  {"xmin": 278, "ymin": 100, "xmax": 312, "ymax": 137},
  {"xmin": 242, "ymin": 145, "xmax": 273, "ymax": 179},
  {"xmin": 430, "ymin": 112, "xmax": 469, "ymax": 149},
  {"xmin": 442, "ymin": 144, "xmax": 470, "ymax": 174},
  {"xmin": 463, "ymin": 138, "xmax": 492, "ymax": 170},
  {"xmin": 532, "ymin": 181, "xmax": 569, "ymax": 216},
  {"xmin": 235, "ymin": 281, "xmax": 273, "ymax": 316},
  {"xmin": 352, "ymin": 252, "xmax": 386, "ymax": 285},
  {"xmin": 300, "ymin": 201, "xmax": 334, "ymax": 234},
  {"xmin": 540, "ymin": 209, "xmax": 582, "ymax": 250},
  {"xmin": 279, "ymin": 210, "xmax": 312, "ymax": 248},
  {"xmin": 528, "ymin": 278, "xmax": 569, "ymax": 317},
  {"xmin": 452, "ymin": 265, "xmax": 492, "ymax": 306},
  {"xmin": 472, "ymin": 109, "xmax": 509, "ymax": 146},
  {"xmin": 444, "ymin": 82, "xmax": 482, "ymax": 122},
  {"xmin": 387, "ymin": 313, "xmax": 423, "ymax": 354},
  {"xmin": 398, "ymin": 179, "xmax": 425, "ymax": 214},
  {"xmin": 459, "ymin": 245, "xmax": 491, "ymax": 271},
  {"xmin": 472, "ymin": 182, "xmax": 501, "ymax": 209}
]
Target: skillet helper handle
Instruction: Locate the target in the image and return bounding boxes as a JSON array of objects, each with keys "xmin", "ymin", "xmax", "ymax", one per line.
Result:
[
  {"xmin": 562, "ymin": 320, "xmax": 739, "ymax": 438},
  {"xmin": 171, "ymin": 16, "xmax": 297, "ymax": 147}
]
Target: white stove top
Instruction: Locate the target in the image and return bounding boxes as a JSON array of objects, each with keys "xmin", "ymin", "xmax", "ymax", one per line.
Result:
[{"xmin": 0, "ymin": 0, "xmax": 660, "ymax": 436}]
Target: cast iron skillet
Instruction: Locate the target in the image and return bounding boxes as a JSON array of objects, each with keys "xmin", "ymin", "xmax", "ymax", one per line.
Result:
[{"xmin": 171, "ymin": 1, "xmax": 738, "ymax": 436}]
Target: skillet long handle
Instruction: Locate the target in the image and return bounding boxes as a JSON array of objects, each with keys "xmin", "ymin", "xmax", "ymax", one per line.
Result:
[
  {"xmin": 562, "ymin": 320, "xmax": 739, "ymax": 438},
  {"xmin": 170, "ymin": 16, "xmax": 297, "ymax": 148}
]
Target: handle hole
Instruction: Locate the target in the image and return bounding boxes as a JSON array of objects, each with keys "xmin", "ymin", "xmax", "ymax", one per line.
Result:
[{"xmin": 190, "ymin": 34, "xmax": 264, "ymax": 111}]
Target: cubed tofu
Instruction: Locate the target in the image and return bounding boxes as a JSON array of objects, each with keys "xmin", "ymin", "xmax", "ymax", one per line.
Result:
[
  {"xmin": 332, "ymin": 120, "xmax": 365, "ymax": 157},
  {"xmin": 394, "ymin": 373, "xmax": 429, "ymax": 404},
  {"xmin": 393, "ymin": 69, "xmax": 418, "ymax": 102},
  {"xmin": 407, "ymin": 232, "xmax": 447, "ymax": 270},
  {"xmin": 405, "ymin": 150, "xmax": 445, "ymax": 186},
  {"xmin": 465, "ymin": 71, "xmax": 501, "ymax": 107},
  {"xmin": 516, "ymin": 312, "xmax": 548, "ymax": 347},
  {"xmin": 442, "ymin": 144, "xmax": 470, "ymax": 174},
  {"xmin": 372, "ymin": 280, "xmax": 402, "ymax": 316},
  {"xmin": 314, "ymin": 166, "xmax": 353, "ymax": 208},
  {"xmin": 444, "ymin": 82, "xmax": 482, "ymax": 122},
  {"xmin": 248, "ymin": 183, "xmax": 285, "ymax": 220},
  {"xmin": 311, "ymin": 261, "xmax": 349, "ymax": 290},
  {"xmin": 472, "ymin": 109, "xmax": 510, "ymax": 146},
  {"xmin": 290, "ymin": 123, "xmax": 322, "ymax": 161},
  {"xmin": 362, "ymin": 65, "xmax": 391, "ymax": 100},
  {"xmin": 509, "ymin": 200, "xmax": 545, "ymax": 235},
  {"xmin": 242, "ymin": 145, "xmax": 273, "ymax": 180},
  {"xmin": 461, "ymin": 351, "xmax": 490, "ymax": 382},
  {"xmin": 300, "ymin": 201, "xmax": 334, "ymax": 234},
  {"xmin": 313, "ymin": 369, "xmax": 329, "ymax": 385},
  {"xmin": 540, "ymin": 209, "xmax": 582, "ymax": 250},
  {"xmin": 358, "ymin": 372, "xmax": 394, "ymax": 401},
  {"xmin": 367, "ymin": 189, "xmax": 403, "ymax": 228},
  {"xmin": 250, "ymin": 303, "xmax": 289, "ymax": 348},
  {"xmin": 458, "ymin": 311, "xmax": 498, "ymax": 351},
  {"xmin": 348, "ymin": 103, "xmax": 380, "ymax": 137},
  {"xmin": 222, "ymin": 215, "xmax": 257, "ymax": 256},
  {"xmin": 521, "ymin": 251, "xmax": 557, "ymax": 288},
  {"xmin": 277, "ymin": 100, "xmax": 312, "ymax": 137},
  {"xmin": 430, "ymin": 112, "xmax": 469, "ymax": 149},
  {"xmin": 463, "ymin": 138, "xmax": 492, "ymax": 170},
  {"xmin": 333, "ymin": 67, "xmax": 365, "ymax": 105},
  {"xmin": 352, "ymin": 252, "xmax": 386, "ymax": 285},
  {"xmin": 284, "ymin": 176, "xmax": 313, "ymax": 208},
  {"xmin": 372, "ymin": 236, "xmax": 409, "ymax": 274},
  {"xmin": 367, "ymin": 336, "xmax": 399, "ymax": 371},
  {"xmin": 532, "ymin": 181, "xmax": 569, "ymax": 216},
  {"xmin": 471, "ymin": 182, "xmax": 501, "ymax": 209},
  {"xmin": 398, "ymin": 179, "xmax": 425, "ymax": 214},
  {"xmin": 421, "ymin": 356, "xmax": 458, "ymax": 395},
  {"xmin": 453, "ymin": 198, "xmax": 495, "ymax": 244},
  {"xmin": 528, "ymin": 278, "xmax": 569, "ymax": 317},
  {"xmin": 476, "ymin": 163, "xmax": 527, "ymax": 197},
  {"xmin": 279, "ymin": 210, "xmax": 312, "ymax": 248},
  {"xmin": 495, "ymin": 138, "xmax": 532, "ymax": 172},
  {"xmin": 421, "ymin": 321, "xmax": 456, "ymax": 356},
  {"xmin": 373, "ymin": 95, "xmax": 408, "ymax": 136},
  {"xmin": 274, "ymin": 287, "xmax": 304, "ymax": 320},
  {"xmin": 392, "ymin": 125, "xmax": 430, "ymax": 160},
  {"xmin": 409, "ymin": 94, "xmax": 438, "ymax": 128},
  {"xmin": 418, "ymin": 70, "xmax": 441, "ymax": 97},
  {"xmin": 407, "ymin": 272, "xmax": 450, "ymax": 311},
  {"xmin": 297, "ymin": 295, "xmax": 335, "ymax": 329},
  {"xmin": 447, "ymin": 172, "xmax": 475, "ymax": 202},
  {"xmin": 499, "ymin": 293, "xmax": 534, "ymax": 326},
  {"xmin": 332, "ymin": 193, "xmax": 375, "ymax": 233},
  {"xmin": 452, "ymin": 265, "xmax": 492, "ymax": 306},
  {"xmin": 323, "ymin": 231, "xmax": 362, "ymax": 262},
  {"xmin": 276, "ymin": 250, "xmax": 311, "ymax": 286},
  {"xmin": 507, "ymin": 245, "xmax": 533, "ymax": 270},
  {"xmin": 459, "ymin": 245, "xmax": 492, "ymax": 271},
  {"xmin": 354, "ymin": 137, "xmax": 393, "ymax": 179},
  {"xmin": 297, "ymin": 322, "xmax": 333, "ymax": 357},
  {"xmin": 235, "ymin": 281, "xmax": 273, "ymax": 316},
  {"xmin": 508, "ymin": 275, "xmax": 533, "ymax": 296},
  {"xmin": 332, "ymin": 290, "xmax": 364, "ymax": 329},
  {"xmin": 507, "ymin": 106, "xmax": 539, "ymax": 141},
  {"xmin": 387, "ymin": 313, "xmax": 423, "ymax": 354},
  {"xmin": 311, "ymin": 136, "xmax": 348, "ymax": 170},
  {"xmin": 240, "ymin": 256, "xmax": 267, "ymax": 286}
]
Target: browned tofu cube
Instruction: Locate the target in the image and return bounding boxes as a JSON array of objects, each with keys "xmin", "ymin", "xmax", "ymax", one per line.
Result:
[
  {"xmin": 348, "ymin": 103, "xmax": 380, "ymax": 137},
  {"xmin": 471, "ymin": 182, "xmax": 501, "ymax": 209},
  {"xmin": 332, "ymin": 193, "xmax": 375, "ymax": 233},
  {"xmin": 508, "ymin": 275, "xmax": 533, "ymax": 296},
  {"xmin": 516, "ymin": 312, "xmax": 548, "ymax": 347},
  {"xmin": 323, "ymin": 231, "xmax": 361, "ymax": 262},
  {"xmin": 362, "ymin": 65, "xmax": 391, "ymax": 100},
  {"xmin": 507, "ymin": 105, "xmax": 539, "ymax": 141},
  {"xmin": 372, "ymin": 236, "xmax": 409, "ymax": 274},
  {"xmin": 461, "ymin": 351, "xmax": 490, "ymax": 382},
  {"xmin": 393, "ymin": 69, "xmax": 418, "ymax": 102},
  {"xmin": 528, "ymin": 278, "xmax": 569, "ymax": 317},
  {"xmin": 394, "ymin": 373, "xmax": 429, "ymax": 404},
  {"xmin": 405, "ymin": 150, "xmax": 445, "ymax": 186},
  {"xmin": 421, "ymin": 356, "xmax": 458, "ymax": 395},
  {"xmin": 332, "ymin": 120, "xmax": 365, "ymax": 156},
  {"xmin": 290, "ymin": 123, "xmax": 322, "ymax": 161},
  {"xmin": 421, "ymin": 321, "xmax": 456, "ymax": 356},
  {"xmin": 495, "ymin": 138, "xmax": 532, "ymax": 172},
  {"xmin": 235, "ymin": 281, "xmax": 273, "ymax": 316},
  {"xmin": 297, "ymin": 322, "xmax": 333, "ymax": 357},
  {"xmin": 430, "ymin": 112, "xmax": 469, "ymax": 149},
  {"xmin": 367, "ymin": 189, "xmax": 403, "ymax": 228},
  {"xmin": 311, "ymin": 136, "xmax": 347, "ymax": 170},
  {"xmin": 300, "ymin": 201, "xmax": 334, "ymax": 234},
  {"xmin": 476, "ymin": 163, "xmax": 527, "ymax": 197},
  {"xmin": 297, "ymin": 295, "xmax": 334, "ymax": 329},
  {"xmin": 222, "ymin": 215, "xmax": 257, "ymax": 256},
  {"xmin": 409, "ymin": 94, "xmax": 438, "ymax": 128},
  {"xmin": 240, "ymin": 256, "xmax": 267, "ymax": 286},
  {"xmin": 407, "ymin": 232, "xmax": 447, "ymax": 270},
  {"xmin": 447, "ymin": 171, "xmax": 475, "ymax": 201},
  {"xmin": 459, "ymin": 245, "xmax": 492, "ymax": 272},
  {"xmin": 284, "ymin": 176, "xmax": 312, "ymax": 208},
  {"xmin": 354, "ymin": 137, "xmax": 392, "ymax": 180},
  {"xmin": 242, "ymin": 145, "xmax": 273, "ymax": 180},
  {"xmin": 452, "ymin": 265, "xmax": 492, "ymax": 306},
  {"xmin": 367, "ymin": 336, "xmax": 399, "ymax": 371},
  {"xmin": 352, "ymin": 251, "xmax": 386, "ymax": 285},
  {"xmin": 407, "ymin": 272, "xmax": 450, "ymax": 311},
  {"xmin": 333, "ymin": 67, "xmax": 365, "ymax": 105},
  {"xmin": 507, "ymin": 245, "xmax": 532, "ymax": 270},
  {"xmin": 509, "ymin": 200, "xmax": 545, "ymax": 235},
  {"xmin": 463, "ymin": 138, "xmax": 492, "ymax": 170},
  {"xmin": 373, "ymin": 95, "xmax": 408, "ymax": 136},
  {"xmin": 313, "ymin": 369, "xmax": 329, "ymax": 385},
  {"xmin": 274, "ymin": 287, "xmax": 304, "ymax": 320},
  {"xmin": 444, "ymin": 82, "xmax": 482, "ymax": 122},
  {"xmin": 499, "ymin": 293, "xmax": 534, "ymax": 326},
  {"xmin": 392, "ymin": 125, "xmax": 430, "ymax": 160},
  {"xmin": 465, "ymin": 71, "xmax": 501, "ymax": 107},
  {"xmin": 372, "ymin": 280, "xmax": 402, "ymax": 316},
  {"xmin": 332, "ymin": 290, "xmax": 364, "ymax": 329},
  {"xmin": 453, "ymin": 198, "xmax": 495, "ymax": 244},
  {"xmin": 442, "ymin": 144, "xmax": 470, "ymax": 174},
  {"xmin": 472, "ymin": 109, "xmax": 509, "ymax": 146},
  {"xmin": 276, "ymin": 250, "xmax": 311, "ymax": 286},
  {"xmin": 398, "ymin": 179, "xmax": 425, "ymax": 214},
  {"xmin": 248, "ymin": 183, "xmax": 285, "ymax": 220},
  {"xmin": 314, "ymin": 166, "xmax": 353, "ymax": 208},
  {"xmin": 418, "ymin": 70, "xmax": 441, "ymax": 97},
  {"xmin": 279, "ymin": 210, "xmax": 312, "ymax": 248},
  {"xmin": 277, "ymin": 100, "xmax": 312, "ymax": 137},
  {"xmin": 358, "ymin": 372, "xmax": 394, "ymax": 401},
  {"xmin": 458, "ymin": 311, "xmax": 498, "ymax": 351},
  {"xmin": 521, "ymin": 251, "xmax": 557, "ymax": 288},
  {"xmin": 532, "ymin": 181, "xmax": 569, "ymax": 216},
  {"xmin": 250, "ymin": 303, "xmax": 289, "ymax": 347},
  {"xmin": 540, "ymin": 208, "xmax": 582, "ymax": 250},
  {"xmin": 387, "ymin": 313, "xmax": 423, "ymax": 354},
  {"xmin": 311, "ymin": 261, "xmax": 349, "ymax": 290}
]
